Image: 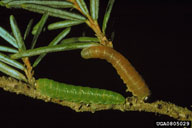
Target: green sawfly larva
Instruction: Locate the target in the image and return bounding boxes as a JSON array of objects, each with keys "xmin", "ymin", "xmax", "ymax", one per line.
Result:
[
  {"xmin": 36, "ymin": 78, "xmax": 125, "ymax": 104},
  {"xmin": 81, "ymin": 46, "xmax": 150, "ymax": 99}
]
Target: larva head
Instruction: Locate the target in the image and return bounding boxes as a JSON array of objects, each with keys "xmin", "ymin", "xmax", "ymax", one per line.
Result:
[
  {"xmin": 35, "ymin": 79, "xmax": 42, "ymax": 90},
  {"xmin": 81, "ymin": 46, "xmax": 105, "ymax": 59},
  {"xmin": 81, "ymin": 47, "xmax": 92, "ymax": 59}
]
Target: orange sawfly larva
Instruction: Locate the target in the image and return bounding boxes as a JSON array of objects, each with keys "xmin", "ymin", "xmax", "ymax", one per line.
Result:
[
  {"xmin": 36, "ymin": 78, "xmax": 125, "ymax": 104},
  {"xmin": 81, "ymin": 46, "xmax": 151, "ymax": 99}
]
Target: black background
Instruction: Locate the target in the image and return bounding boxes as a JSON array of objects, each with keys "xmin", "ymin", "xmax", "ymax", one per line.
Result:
[{"xmin": 0, "ymin": 0, "xmax": 192, "ymax": 127}]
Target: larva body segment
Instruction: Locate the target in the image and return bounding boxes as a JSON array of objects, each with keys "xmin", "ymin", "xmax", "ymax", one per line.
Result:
[
  {"xmin": 36, "ymin": 78, "xmax": 125, "ymax": 104},
  {"xmin": 81, "ymin": 46, "xmax": 150, "ymax": 98}
]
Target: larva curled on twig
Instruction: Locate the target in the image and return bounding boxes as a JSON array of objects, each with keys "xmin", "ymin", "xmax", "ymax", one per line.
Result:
[{"xmin": 81, "ymin": 46, "xmax": 151, "ymax": 99}]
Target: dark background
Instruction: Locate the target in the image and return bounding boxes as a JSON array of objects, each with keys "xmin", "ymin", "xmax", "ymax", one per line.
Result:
[{"xmin": 0, "ymin": 0, "xmax": 192, "ymax": 127}]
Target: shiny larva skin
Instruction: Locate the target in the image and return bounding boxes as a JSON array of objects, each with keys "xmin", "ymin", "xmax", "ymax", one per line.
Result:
[
  {"xmin": 36, "ymin": 78, "xmax": 125, "ymax": 104},
  {"xmin": 81, "ymin": 46, "xmax": 150, "ymax": 98}
]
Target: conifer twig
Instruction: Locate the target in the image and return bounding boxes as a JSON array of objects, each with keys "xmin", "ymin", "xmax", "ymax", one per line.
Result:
[
  {"xmin": 0, "ymin": 76, "xmax": 191, "ymax": 121},
  {"xmin": 66, "ymin": 0, "xmax": 113, "ymax": 47}
]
